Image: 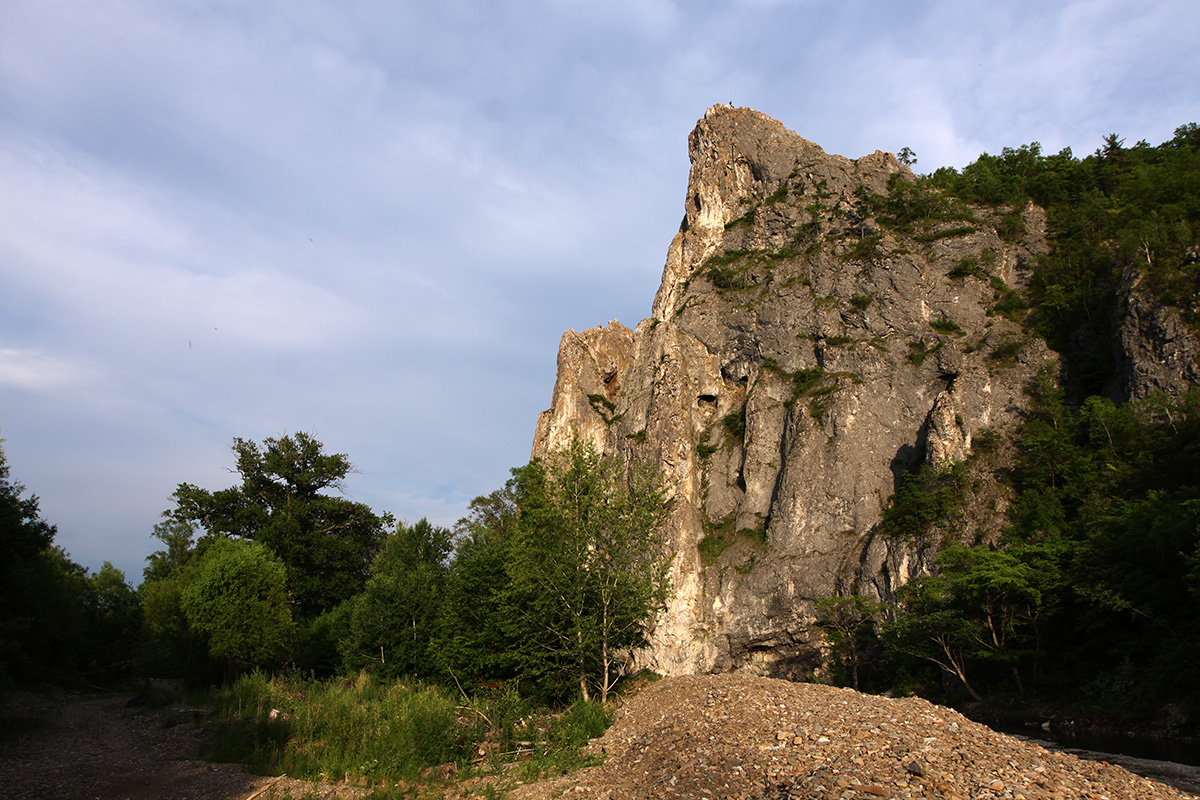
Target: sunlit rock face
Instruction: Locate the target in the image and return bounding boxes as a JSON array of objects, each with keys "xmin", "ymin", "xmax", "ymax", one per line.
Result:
[{"xmin": 533, "ymin": 106, "xmax": 1053, "ymax": 679}]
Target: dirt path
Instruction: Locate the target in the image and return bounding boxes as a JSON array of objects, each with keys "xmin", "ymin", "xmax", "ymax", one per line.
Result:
[{"xmin": 0, "ymin": 691, "xmax": 274, "ymax": 800}]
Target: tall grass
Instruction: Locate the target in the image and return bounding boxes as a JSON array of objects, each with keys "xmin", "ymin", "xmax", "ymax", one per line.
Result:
[
  {"xmin": 200, "ymin": 671, "xmax": 611, "ymax": 788},
  {"xmin": 204, "ymin": 671, "xmax": 474, "ymax": 781}
]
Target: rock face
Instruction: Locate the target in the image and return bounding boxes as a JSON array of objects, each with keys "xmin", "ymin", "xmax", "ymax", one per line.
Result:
[
  {"xmin": 1114, "ymin": 265, "xmax": 1200, "ymax": 400},
  {"xmin": 533, "ymin": 106, "xmax": 1055, "ymax": 679}
]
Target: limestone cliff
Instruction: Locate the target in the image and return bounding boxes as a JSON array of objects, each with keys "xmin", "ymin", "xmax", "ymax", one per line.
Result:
[{"xmin": 533, "ymin": 106, "xmax": 1056, "ymax": 679}]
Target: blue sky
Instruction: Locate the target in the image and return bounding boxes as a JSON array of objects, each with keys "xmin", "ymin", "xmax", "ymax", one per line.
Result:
[{"xmin": 2, "ymin": 0, "xmax": 1197, "ymax": 583}]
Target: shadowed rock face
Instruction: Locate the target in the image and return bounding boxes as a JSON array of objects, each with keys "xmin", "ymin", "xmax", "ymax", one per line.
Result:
[{"xmin": 532, "ymin": 105, "xmax": 1056, "ymax": 679}]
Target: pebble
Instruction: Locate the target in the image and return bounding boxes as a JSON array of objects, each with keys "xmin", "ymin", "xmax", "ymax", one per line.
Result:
[{"xmin": 505, "ymin": 674, "xmax": 1200, "ymax": 800}]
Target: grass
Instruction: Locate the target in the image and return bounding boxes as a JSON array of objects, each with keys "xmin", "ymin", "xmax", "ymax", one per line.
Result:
[
  {"xmin": 930, "ymin": 317, "xmax": 965, "ymax": 336},
  {"xmin": 196, "ymin": 671, "xmax": 612, "ymax": 790}
]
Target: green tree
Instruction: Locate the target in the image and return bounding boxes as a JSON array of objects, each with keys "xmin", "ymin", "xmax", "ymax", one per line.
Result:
[
  {"xmin": 85, "ymin": 562, "xmax": 142, "ymax": 678},
  {"xmin": 170, "ymin": 432, "xmax": 390, "ymax": 617},
  {"xmin": 138, "ymin": 567, "xmax": 212, "ymax": 681},
  {"xmin": 438, "ymin": 486, "xmax": 525, "ymax": 692},
  {"xmin": 181, "ymin": 536, "xmax": 294, "ymax": 674},
  {"xmin": 0, "ymin": 441, "xmax": 94, "ymax": 684},
  {"xmin": 884, "ymin": 572, "xmax": 987, "ymax": 704},
  {"xmin": 507, "ymin": 438, "xmax": 671, "ymax": 703},
  {"xmin": 343, "ymin": 518, "xmax": 453, "ymax": 679},
  {"xmin": 814, "ymin": 595, "xmax": 883, "ymax": 690},
  {"xmin": 142, "ymin": 514, "xmax": 197, "ymax": 583}
]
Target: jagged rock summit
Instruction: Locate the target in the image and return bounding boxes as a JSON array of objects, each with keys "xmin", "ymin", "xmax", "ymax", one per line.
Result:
[{"xmin": 533, "ymin": 105, "xmax": 1054, "ymax": 679}]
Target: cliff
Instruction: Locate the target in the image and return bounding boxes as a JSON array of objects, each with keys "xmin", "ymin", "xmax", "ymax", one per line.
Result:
[{"xmin": 533, "ymin": 106, "xmax": 1061, "ymax": 679}]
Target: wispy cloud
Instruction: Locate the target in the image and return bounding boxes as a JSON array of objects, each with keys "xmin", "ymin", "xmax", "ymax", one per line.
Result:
[{"xmin": 1, "ymin": 0, "xmax": 1196, "ymax": 581}]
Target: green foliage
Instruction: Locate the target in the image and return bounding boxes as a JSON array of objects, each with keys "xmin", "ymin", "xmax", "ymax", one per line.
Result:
[
  {"xmin": 442, "ymin": 441, "xmax": 670, "ymax": 705},
  {"xmin": 948, "ymin": 255, "xmax": 987, "ymax": 280},
  {"xmin": 200, "ymin": 672, "xmax": 613, "ymax": 789},
  {"xmin": 696, "ymin": 441, "xmax": 719, "ymax": 458},
  {"xmin": 906, "ymin": 339, "xmax": 940, "ymax": 367},
  {"xmin": 722, "ymin": 407, "xmax": 746, "ymax": 439},
  {"xmin": 0, "ymin": 440, "xmax": 114, "ymax": 686},
  {"xmin": 764, "ymin": 185, "xmax": 789, "ymax": 205},
  {"xmin": 170, "ymin": 433, "xmax": 390, "ymax": 618},
  {"xmin": 929, "ymin": 126, "xmax": 1200, "ymax": 394},
  {"xmin": 911, "ymin": 225, "xmax": 976, "ymax": 242},
  {"xmin": 586, "ymin": 393, "xmax": 623, "ymax": 425},
  {"xmin": 875, "ymin": 386, "xmax": 1200, "ymax": 720},
  {"xmin": 181, "ymin": 537, "xmax": 295, "ymax": 674},
  {"xmin": 864, "ymin": 174, "xmax": 977, "ymax": 235},
  {"xmin": 815, "ymin": 595, "xmax": 884, "ymax": 690},
  {"xmin": 343, "ymin": 519, "xmax": 453, "ymax": 680},
  {"xmin": 848, "ymin": 293, "xmax": 873, "ymax": 311},
  {"xmin": 504, "ymin": 439, "xmax": 671, "ymax": 703},
  {"xmin": 724, "ymin": 207, "xmax": 756, "ymax": 230},
  {"xmin": 438, "ymin": 487, "xmax": 524, "ymax": 692},
  {"xmin": 843, "ymin": 234, "xmax": 884, "ymax": 262},
  {"xmin": 882, "ymin": 461, "xmax": 971, "ymax": 541},
  {"xmin": 204, "ymin": 671, "xmax": 469, "ymax": 781},
  {"xmin": 85, "ymin": 562, "xmax": 142, "ymax": 679},
  {"xmin": 139, "ymin": 566, "xmax": 214, "ymax": 682},
  {"xmin": 697, "ymin": 517, "xmax": 735, "ymax": 565},
  {"xmin": 930, "ymin": 317, "xmax": 965, "ymax": 336}
]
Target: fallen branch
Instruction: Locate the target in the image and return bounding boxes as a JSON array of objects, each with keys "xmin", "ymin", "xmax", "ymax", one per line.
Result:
[{"xmin": 242, "ymin": 774, "xmax": 286, "ymax": 800}]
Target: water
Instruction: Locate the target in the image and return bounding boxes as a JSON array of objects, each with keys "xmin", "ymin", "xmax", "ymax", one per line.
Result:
[
  {"xmin": 1005, "ymin": 723, "xmax": 1200, "ymax": 767},
  {"xmin": 996, "ymin": 722, "xmax": 1200, "ymax": 795}
]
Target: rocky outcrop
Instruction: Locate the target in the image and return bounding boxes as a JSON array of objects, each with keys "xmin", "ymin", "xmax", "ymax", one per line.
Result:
[
  {"xmin": 1114, "ymin": 264, "xmax": 1200, "ymax": 400},
  {"xmin": 533, "ymin": 106, "xmax": 1055, "ymax": 679}
]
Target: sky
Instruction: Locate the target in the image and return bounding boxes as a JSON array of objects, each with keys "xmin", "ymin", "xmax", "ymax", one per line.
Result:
[{"xmin": 2, "ymin": 0, "xmax": 1197, "ymax": 584}]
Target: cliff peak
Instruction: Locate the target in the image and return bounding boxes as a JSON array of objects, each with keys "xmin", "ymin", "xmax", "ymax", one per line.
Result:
[{"xmin": 534, "ymin": 107, "xmax": 1051, "ymax": 678}]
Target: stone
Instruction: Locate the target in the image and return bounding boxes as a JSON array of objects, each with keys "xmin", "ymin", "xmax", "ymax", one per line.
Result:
[{"xmin": 532, "ymin": 105, "xmax": 1058, "ymax": 678}]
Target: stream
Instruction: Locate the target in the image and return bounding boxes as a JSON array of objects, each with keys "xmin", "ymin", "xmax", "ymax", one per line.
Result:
[{"xmin": 1002, "ymin": 725, "xmax": 1200, "ymax": 795}]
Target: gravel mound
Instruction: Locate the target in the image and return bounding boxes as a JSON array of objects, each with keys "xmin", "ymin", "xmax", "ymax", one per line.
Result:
[{"xmin": 509, "ymin": 674, "xmax": 1198, "ymax": 800}]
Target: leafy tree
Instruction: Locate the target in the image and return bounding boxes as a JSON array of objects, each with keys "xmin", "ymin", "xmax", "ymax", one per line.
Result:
[
  {"xmin": 438, "ymin": 486, "xmax": 525, "ymax": 692},
  {"xmin": 170, "ymin": 432, "xmax": 390, "ymax": 617},
  {"xmin": 0, "ymin": 441, "xmax": 93, "ymax": 684},
  {"xmin": 507, "ymin": 438, "xmax": 671, "ymax": 703},
  {"xmin": 143, "ymin": 514, "xmax": 197, "ymax": 583},
  {"xmin": 181, "ymin": 536, "xmax": 294, "ymax": 674},
  {"xmin": 814, "ymin": 595, "xmax": 883, "ymax": 690},
  {"xmin": 85, "ymin": 562, "xmax": 142, "ymax": 678},
  {"xmin": 343, "ymin": 518, "xmax": 453, "ymax": 679},
  {"xmin": 884, "ymin": 571, "xmax": 987, "ymax": 704},
  {"xmin": 138, "ymin": 566, "xmax": 213, "ymax": 681},
  {"xmin": 933, "ymin": 545, "xmax": 1044, "ymax": 695}
]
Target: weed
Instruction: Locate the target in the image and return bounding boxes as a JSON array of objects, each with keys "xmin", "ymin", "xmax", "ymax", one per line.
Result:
[
  {"xmin": 843, "ymin": 234, "xmax": 884, "ymax": 262},
  {"xmin": 805, "ymin": 202, "xmax": 829, "ymax": 220},
  {"xmin": 989, "ymin": 337, "xmax": 1025, "ymax": 363},
  {"xmin": 725, "ymin": 208, "xmax": 756, "ymax": 230},
  {"xmin": 930, "ymin": 318, "xmax": 965, "ymax": 336},
  {"xmin": 849, "ymin": 294, "xmax": 873, "ymax": 311},
  {"xmin": 907, "ymin": 340, "xmax": 941, "ymax": 367},
  {"xmin": 722, "ymin": 408, "xmax": 746, "ymax": 439}
]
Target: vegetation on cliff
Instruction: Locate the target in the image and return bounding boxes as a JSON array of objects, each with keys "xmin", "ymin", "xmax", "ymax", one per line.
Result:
[{"xmin": 834, "ymin": 124, "xmax": 1200, "ymax": 728}]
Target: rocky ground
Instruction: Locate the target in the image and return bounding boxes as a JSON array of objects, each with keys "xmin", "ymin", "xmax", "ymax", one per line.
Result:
[
  {"xmin": 0, "ymin": 690, "xmax": 366, "ymax": 800},
  {"xmin": 501, "ymin": 675, "xmax": 1200, "ymax": 800},
  {"xmin": 2, "ymin": 675, "xmax": 1198, "ymax": 800}
]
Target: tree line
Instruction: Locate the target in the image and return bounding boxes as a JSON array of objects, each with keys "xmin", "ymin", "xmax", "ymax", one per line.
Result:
[
  {"xmin": 817, "ymin": 122, "xmax": 1200, "ymax": 728},
  {"xmin": 0, "ymin": 432, "xmax": 671, "ymax": 706}
]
